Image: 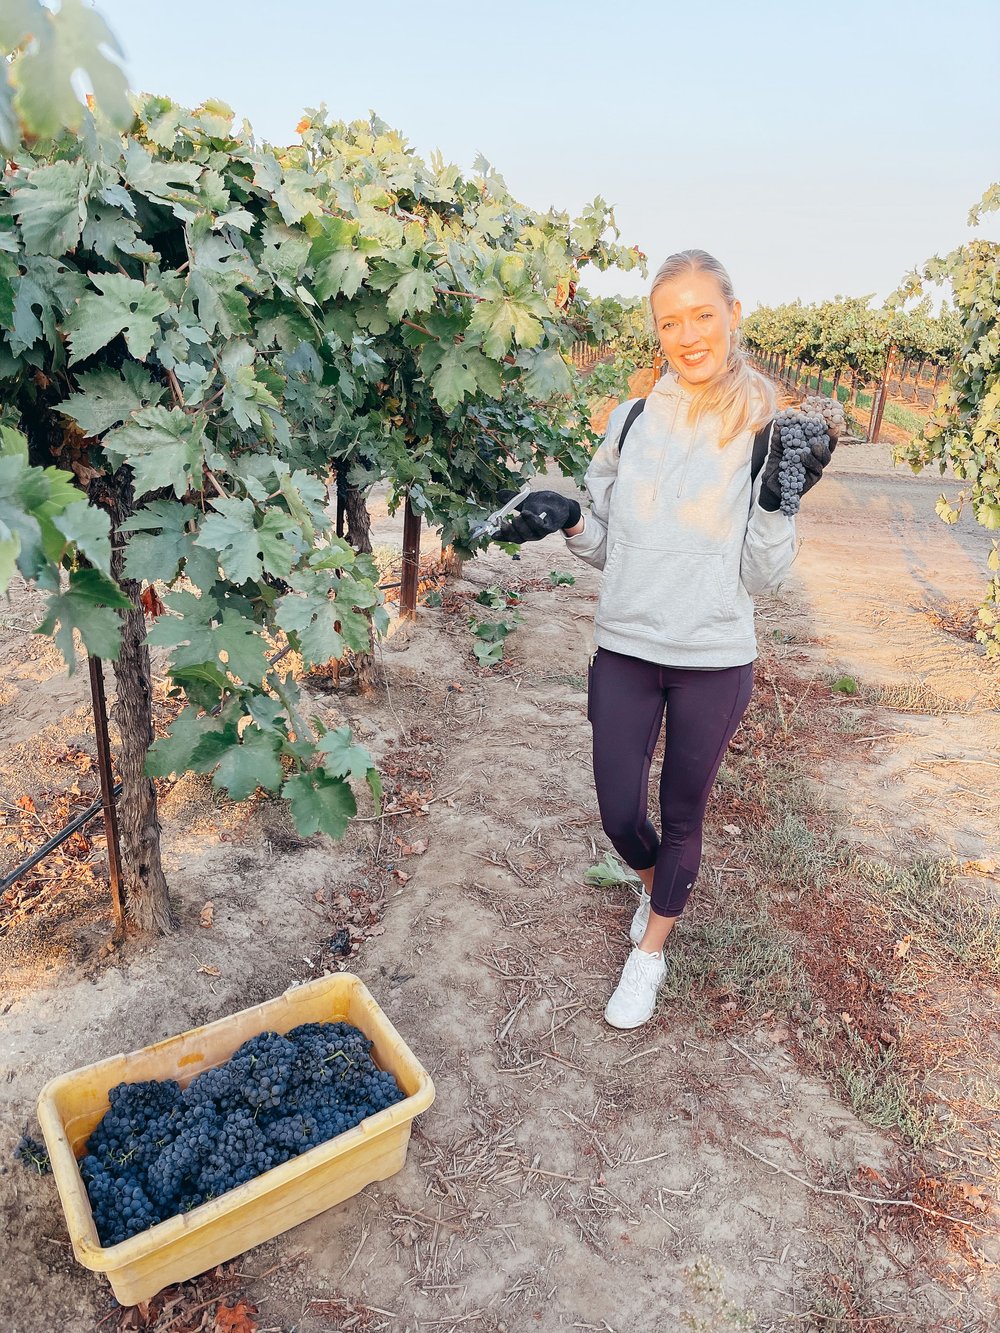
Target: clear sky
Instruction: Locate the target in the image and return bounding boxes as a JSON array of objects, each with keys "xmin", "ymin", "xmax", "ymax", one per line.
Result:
[{"xmin": 92, "ymin": 0, "xmax": 998, "ymax": 312}]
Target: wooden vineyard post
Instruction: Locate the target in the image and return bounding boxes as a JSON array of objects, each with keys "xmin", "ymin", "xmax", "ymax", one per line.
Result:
[
  {"xmin": 400, "ymin": 497, "xmax": 421, "ymax": 619},
  {"xmin": 88, "ymin": 656, "xmax": 126, "ymax": 941},
  {"xmin": 868, "ymin": 346, "xmax": 894, "ymax": 444}
]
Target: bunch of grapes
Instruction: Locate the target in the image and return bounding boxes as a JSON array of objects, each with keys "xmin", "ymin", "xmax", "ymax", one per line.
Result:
[
  {"xmin": 76, "ymin": 1021, "xmax": 406, "ymax": 1247},
  {"xmin": 773, "ymin": 409, "xmax": 830, "ymax": 516},
  {"xmin": 799, "ymin": 394, "xmax": 845, "ymax": 439},
  {"xmin": 15, "ymin": 1134, "xmax": 51, "ymax": 1175}
]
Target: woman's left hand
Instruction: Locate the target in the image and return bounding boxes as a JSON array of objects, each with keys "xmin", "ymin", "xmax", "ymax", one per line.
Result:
[{"xmin": 758, "ymin": 424, "xmax": 837, "ymax": 513}]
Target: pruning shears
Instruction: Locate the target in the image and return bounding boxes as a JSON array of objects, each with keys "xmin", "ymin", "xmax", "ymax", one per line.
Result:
[{"xmin": 468, "ymin": 483, "xmax": 533, "ymax": 543}]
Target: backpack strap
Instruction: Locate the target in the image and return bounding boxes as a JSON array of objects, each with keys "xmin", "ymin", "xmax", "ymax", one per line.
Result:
[
  {"xmin": 617, "ymin": 398, "xmax": 645, "ymax": 452},
  {"xmin": 750, "ymin": 420, "xmax": 773, "ymax": 484}
]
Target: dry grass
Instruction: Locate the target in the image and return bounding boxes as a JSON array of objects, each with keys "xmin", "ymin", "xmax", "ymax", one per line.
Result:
[
  {"xmin": 859, "ymin": 681, "xmax": 969, "ymax": 714},
  {"xmin": 688, "ymin": 647, "xmax": 999, "ymax": 1261}
]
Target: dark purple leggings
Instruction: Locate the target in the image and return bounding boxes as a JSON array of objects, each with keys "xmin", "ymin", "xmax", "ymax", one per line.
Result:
[{"xmin": 587, "ymin": 648, "xmax": 754, "ymax": 918}]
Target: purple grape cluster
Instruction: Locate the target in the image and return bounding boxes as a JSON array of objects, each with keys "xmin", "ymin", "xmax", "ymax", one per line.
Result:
[
  {"xmin": 77, "ymin": 1022, "xmax": 405, "ymax": 1247},
  {"xmin": 800, "ymin": 393, "xmax": 846, "ymax": 439},
  {"xmin": 774, "ymin": 409, "xmax": 830, "ymax": 516}
]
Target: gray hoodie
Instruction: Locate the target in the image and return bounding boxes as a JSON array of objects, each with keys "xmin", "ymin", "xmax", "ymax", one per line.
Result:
[{"xmin": 564, "ymin": 370, "xmax": 798, "ymax": 668}]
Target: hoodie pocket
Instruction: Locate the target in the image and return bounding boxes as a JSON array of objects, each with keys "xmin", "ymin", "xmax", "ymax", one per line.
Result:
[{"xmin": 600, "ymin": 542, "xmax": 736, "ymax": 644}]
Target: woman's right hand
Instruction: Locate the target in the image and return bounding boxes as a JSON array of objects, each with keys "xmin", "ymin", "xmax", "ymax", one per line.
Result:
[{"xmin": 493, "ymin": 490, "xmax": 582, "ymax": 542}]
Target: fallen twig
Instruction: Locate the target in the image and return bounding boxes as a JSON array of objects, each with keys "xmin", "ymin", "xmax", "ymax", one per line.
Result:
[{"xmin": 736, "ymin": 1141, "xmax": 993, "ymax": 1235}]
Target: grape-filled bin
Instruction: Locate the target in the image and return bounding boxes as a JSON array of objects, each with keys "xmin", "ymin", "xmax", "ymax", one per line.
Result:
[{"xmin": 36, "ymin": 973, "xmax": 435, "ymax": 1305}]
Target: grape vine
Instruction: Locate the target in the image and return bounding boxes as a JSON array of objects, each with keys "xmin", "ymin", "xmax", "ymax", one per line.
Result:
[
  {"xmin": 891, "ymin": 183, "xmax": 1000, "ymax": 654},
  {"xmin": 0, "ymin": 72, "xmax": 643, "ymax": 929}
]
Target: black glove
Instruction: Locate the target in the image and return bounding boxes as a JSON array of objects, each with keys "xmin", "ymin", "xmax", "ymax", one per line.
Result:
[
  {"xmin": 758, "ymin": 419, "xmax": 837, "ymax": 513},
  {"xmin": 493, "ymin": 490, "xmax": 582, "ymax": 542}
]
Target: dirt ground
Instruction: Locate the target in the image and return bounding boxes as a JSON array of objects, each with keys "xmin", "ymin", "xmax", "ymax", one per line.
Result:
[{"xmin": 1, "ymin": 392, "xmax": 998, "ymax": 1332}]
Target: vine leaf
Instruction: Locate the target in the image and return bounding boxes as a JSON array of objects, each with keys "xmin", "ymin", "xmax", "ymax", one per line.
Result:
[
  {"xmin": 196, "ymin": 496, "xmax": 299, "ymax": 584},
  {"xmin": 423, "ymin": 343, "xmax": 503, "ymax": 413},
  {"xmin": 52, "ymin": 499, "xmax": 112, "ymax": 571},
  {"xmin": 2, "ymin": 0, "xmax": 131, "ymax": 146},
  {"xmin": 36, "ymin": 567, "xmax": 132, "ymax": 668},
  {"xmin": 467, "ymin": 288, "xmax": 546, "ymax": 359},
  {"xmin": 317, "ymin": 726, "xmax": 374, "ymax": 779},
  {"xmin": 145, "ymin": 705, "xmax": 213, "ymax": 778},
  {"xmin": 148, "ymin": 593, "xmax": 269, "ymax": 687},
  {"xmin": 11, "ymin": 159, "xmax": 88, "ymax": 255},
  {"xmin": 59, "ymin": 363, "xmax": 165, "ymax": 437},
  {"xmin": 120, "ymin": 501, "xmax": 203, "ymax": 585},
  {"xmin": 66, "ymin": 272, "xmax": 172, "ymax": 364},
  {"xmin": 102, "ymin": 406, "xmax": 205, "ymax": 499},
  {"xmin": 283, "ymin": 769, "xmax": 357, "ymax": 839},
  {"xmin": 210, "ymin": 727, "xmax": 284, "ymax": 802}
]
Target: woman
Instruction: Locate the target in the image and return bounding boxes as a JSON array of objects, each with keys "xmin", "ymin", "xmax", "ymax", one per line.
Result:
[{"xmin": 495, "ymin": 249, "xmax": 837, "ymax": 1030}]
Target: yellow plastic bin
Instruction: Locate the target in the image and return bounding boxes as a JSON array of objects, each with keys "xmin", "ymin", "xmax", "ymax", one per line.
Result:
[{"xmin": 36, "ymin": 973, "xmax": 435, "ymax": 1305}]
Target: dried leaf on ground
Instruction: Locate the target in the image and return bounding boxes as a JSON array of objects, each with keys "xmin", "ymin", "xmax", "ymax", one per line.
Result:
[
  {"xmin": 200, "ymin": 901, "xmax": 215, "ymax": 928},
  {"xmin": 214, "ymin": 1300, "xmax": 259, "ymax": 1333},
  {"xmin": 958, "ymin": 1182, "xmax": 993, "ymax": 1213},
  {"xmin": 396, "ymin": 837, "xmax": 428, "ymax": 856}
]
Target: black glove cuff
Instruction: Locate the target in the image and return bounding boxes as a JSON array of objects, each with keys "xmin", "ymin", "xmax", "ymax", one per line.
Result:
[
  {"xmin": 561, "ymin": 499, "xmax": 582, "ymax": 530},
  {"xmin": 758, "ymin": 488, "xmax": 781, "ymax": 513}
]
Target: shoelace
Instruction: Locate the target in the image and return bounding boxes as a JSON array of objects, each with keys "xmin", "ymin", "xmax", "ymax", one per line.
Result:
[{"xmin": 619, "ymin": 951, "xmax": 663, "ymax": 997}]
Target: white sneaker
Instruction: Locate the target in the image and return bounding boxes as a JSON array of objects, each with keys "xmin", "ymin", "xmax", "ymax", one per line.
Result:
[
  {"xmin": 629, "ymin": 889, "xmax": 651, "ymax": 945},
  {"xmin": 604, "ymin": 947, "xmax": 667, "ymax": 1029}
]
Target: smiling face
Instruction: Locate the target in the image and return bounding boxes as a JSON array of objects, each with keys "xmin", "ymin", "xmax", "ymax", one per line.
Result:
[{"xmin": 651, "ymin": 268, "xmax": 741, "ymax": 392}]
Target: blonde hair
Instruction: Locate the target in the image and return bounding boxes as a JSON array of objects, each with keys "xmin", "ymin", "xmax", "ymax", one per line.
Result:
[{"xmin": 650, "ymin": 249, "xmax": 775, "ymax": 445}]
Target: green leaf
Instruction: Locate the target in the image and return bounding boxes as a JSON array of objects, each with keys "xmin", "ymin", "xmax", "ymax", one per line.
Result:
[
  {"xmin": 0, "ymin": 248, "xmax": 18, "ymax": 328},
  {"xmin": 81, "ymin": 201, "xmax": 142, "ymax": 262},
  {"xmin": 8, "ymin": 0, "xmax": 131, "ymax": 143},
  {"xmin": 7, "ymin": 252, "xmax": 88, "ymax": 359},
  {"xmin": 119, "ymin": 499, "xmax": 197, "ymax": 583},
  {"xmin": 67, "ymin": 272, "xmax": 172, "ymax": 364},
  {"xmin": 275, "ymin": 586, "xmax": 343, "ymax": 664},
  {"xmin": 121, "ymin": 140, "xmax": 202, "ymax": 216},
  {"xmin": 211, "ymin": 727, "xmax": 284, "ymax": 801},
  {"xmin": 148, "ymin": 590, "xmax": 269, "ymax": 686},
  {"xmin": 583, "ymin": 852, "xmax": 640, "ymax": 889},
  {"xmin": 59, "ymin": 363, "xmax": 165, "ymax": 437},
  {"xmin": 11, "ymin": 159, "xmax": 87, "ymax": 255},
  {"xmin": 316, "ymin": 726, "xmax": 374, "ymax": 780},
  {"xmin": 366, "ymin": 766, "xmax": 383, "ymax": 813},
  {"xmin": 36, "ymin": 567, "xmax": 131, "ymax": 669},
  {"xmin": 0, "ymin": 528, "xmax": 19, "ymax": 588},
  {"xmin": 53, "ymin": 500, "xmax": 112, "ymax": 573},
  {"xmin": 314, "ymin": 248, "xmax": 368, "ymax": 301},
  {"xmin": 102, "ymin": 406, "xmax": 205, "ymax": 499},
  {"xmin": 518, "ymin": 346, "xmax": 573, "ymax": 399},
  {"xmin": 257, "ymin": 509, "xmax": 300, "ymax": 576},
  {"xmin": 283, "ymin": 769, "xmax": 357, "ymax": 839},
  {"xmin": 246, "ymin": 694, "xmax": 289, "ymax": 733},
  {"xmin": 385, "ymin": 267, "xmax": 436, "ymax": 322},
  {"xmin": 467, "ymin": 291, "xmax": 545, "ymax": 359},
  {"xmin": 196, "ymin": 496, "xmax": 298, "ymax": 584},
  {"xmin": 210, "ymin": 609, "xmax": 271, "ymax": 685},
  {"xmin": 145, "ymin": 705, "xmax": 213, "ymax": 777},
  {"xmin": 424, "ymin": 343, "xmax": 491, "ymax": 413},
  {"xmin": 220, "ymin": 339, "xmax": 281, "ymax": 430}
]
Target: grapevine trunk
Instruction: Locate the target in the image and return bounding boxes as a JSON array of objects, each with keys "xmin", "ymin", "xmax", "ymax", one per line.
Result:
[
  {"xmin": 344, "ymin": 484, "xmax": 376, "ymax": 693},
  {"xmin": 94, "ymin": 470, "xmax": 174, "ymax": 935}
]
